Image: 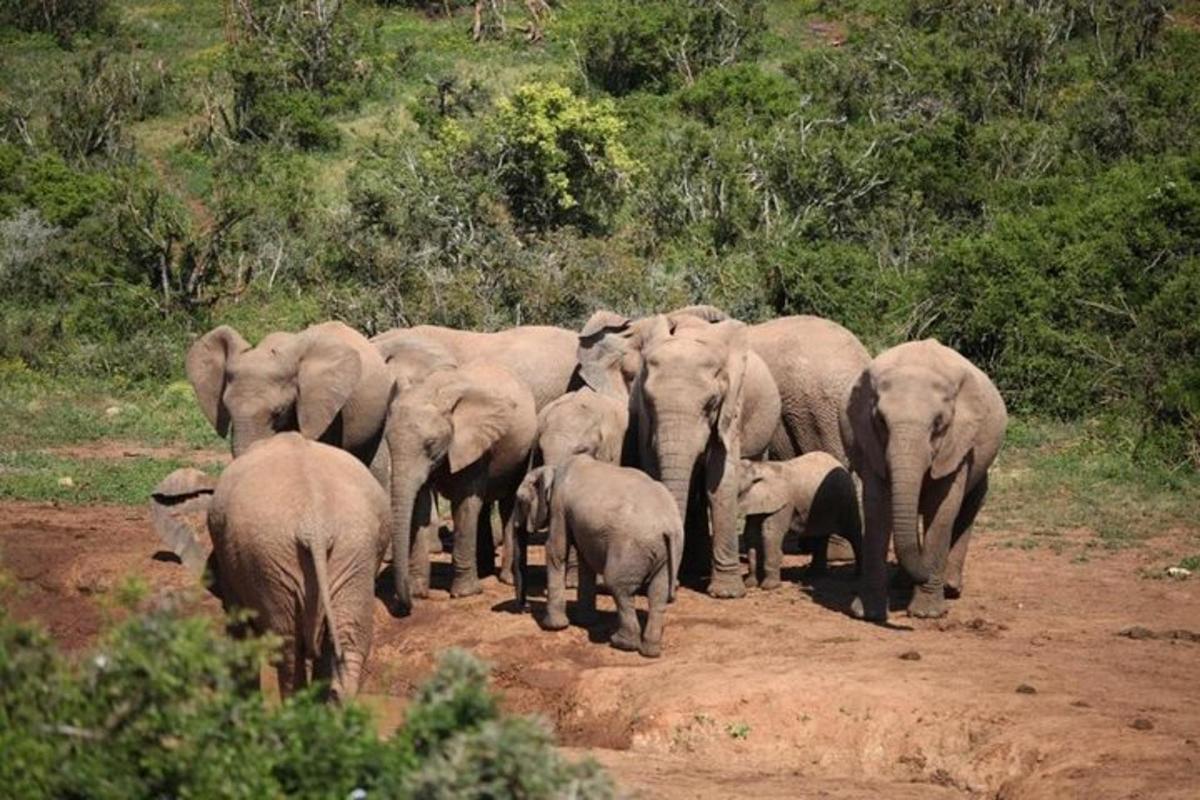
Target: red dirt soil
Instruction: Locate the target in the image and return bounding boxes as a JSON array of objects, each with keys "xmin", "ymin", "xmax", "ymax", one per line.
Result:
[{"xmin": 2, "ymin": 500, "xmax": 1198, "ymax": 799}]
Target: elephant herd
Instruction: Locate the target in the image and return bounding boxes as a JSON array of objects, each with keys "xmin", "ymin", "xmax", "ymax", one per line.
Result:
[{"xmin": 150, "ymin": 308, "xmax": 1007, "ymax": 702}]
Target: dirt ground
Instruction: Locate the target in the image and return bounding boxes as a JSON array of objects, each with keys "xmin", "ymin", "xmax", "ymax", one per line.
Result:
[{"xmin": 2, "ymin": 500, "xmax": 1198, "ymax": 799}]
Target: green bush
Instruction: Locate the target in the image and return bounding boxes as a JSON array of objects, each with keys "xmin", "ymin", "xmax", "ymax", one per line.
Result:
[
  {"xmin": 0, "ymin": 0, "xmax": 115, "ymax": 46},
  {"xmin": 575, "ymin": 0, "xmax": 766, "ymax": 96},
  {"xmin": 0, "ymin": 603, "xmax": 613, "ymax": 799}
]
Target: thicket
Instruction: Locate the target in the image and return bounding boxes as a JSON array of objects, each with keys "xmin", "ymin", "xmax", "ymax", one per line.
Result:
[
  {"xmin": 0, "ymin": 601, "xmax": 612, "ymax": 798},
  {"xmin": 0, "ymin": 0, "xmax": 1197, "ymax": 463}
]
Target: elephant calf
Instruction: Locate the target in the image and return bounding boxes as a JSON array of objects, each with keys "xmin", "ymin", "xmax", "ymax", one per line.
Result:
[
  {"xmin": 515, "ymin": 455, "xmax": 683, "ymax": 658},
  {"xmin": 738, "ymin": 453, "xmax": 862, "ymax": 590},
  {"xmin": 151, "ymin": 433, "xmax": 390, "ymax": 702}
]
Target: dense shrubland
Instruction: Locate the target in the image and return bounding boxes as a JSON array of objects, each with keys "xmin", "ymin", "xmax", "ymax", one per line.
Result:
[
  {"xmin": 0, "ymin": 0, "xmax": 1197, "ymax": 462},
  {"xmin": 0, "ymin": 598, "xmax": 612, "ymax": 798}
]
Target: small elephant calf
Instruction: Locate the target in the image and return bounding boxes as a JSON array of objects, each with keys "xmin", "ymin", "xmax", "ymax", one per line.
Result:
[
  {"xmin": 515, "ymin": 455, "xmax": 683, "ymax": 658},
  {"xmin": 151, "ymin": 433, "xmax": 390, "ymax": 702},
  {"xmin": 738, "ymin": 453, "xmax": 862, "ymax": 589}
]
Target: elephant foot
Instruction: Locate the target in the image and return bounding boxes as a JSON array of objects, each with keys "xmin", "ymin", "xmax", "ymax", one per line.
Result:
[
  {"xmin": 638, "ymin": 639, "xmax": 662, "ymax": 659},
  {"xmin": 610, "ymin": 631, "xmax": 640, "ymax": 653},
  {"xmin": 450, "ymin": 576, "xmax": 482, "ymax": 598},
  {"xmin": 411, "ymin": 582, "xmax": 430, "ymax": 600},
  {"xmin": 743, "ymin": 573, "xmax": 760, "ymax": 589},
  {"xmin": 759, "ymin": 575, "xmax": 782, "ymax": 591},
  {"xmin": 944, "ymin": 581, "xmax": 962, "ymax": 599},
  {"xmin": 497, "ymin": 568, "xmax": 514, "ymax": 586},
  {"xmin": 385, "ymin": 595, "xmax": 412, "ymax": 618},
  {"xmin": 907, "ymin": 588, "xmax": 947, "ymax": 619},
  {"xmin": 849, "ymin": 594, "xmax": 887, "ymax": 623},
  {"xmin": 708, "ymin": 572, "xmax": 747, "ymax": 599},
  {"xmin": 541, "ymin": 609, "xmax": 569, "ymax": 631}
]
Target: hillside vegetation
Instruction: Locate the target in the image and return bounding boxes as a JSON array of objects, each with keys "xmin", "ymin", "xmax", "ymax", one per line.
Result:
[{"xmin": 1, "ymin": 0, "xmax": 1198, "ymax": 465}]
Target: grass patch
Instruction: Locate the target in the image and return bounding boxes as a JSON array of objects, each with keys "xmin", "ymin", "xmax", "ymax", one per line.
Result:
[{"xmin": 0, "ymin": 450, "xmax": 216, "ymax": 505}]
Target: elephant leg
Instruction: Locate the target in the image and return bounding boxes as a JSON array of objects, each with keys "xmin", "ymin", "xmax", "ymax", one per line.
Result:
[
  {"xmin": 707, "ymin": 451, "xmax": 746, "ymax": 599},
  {"xmin": 497, "ymin": 494, "xmax": 516, "ymax": 586},
  {"xmin": 450, "ymin": 492, "xmax": 486, "ymax": 598},
  {"xmin": 574, "ymin": 556, "xmax": 598, "ymax": 626},
  {"xmin": 542, "ymin": 504, "xmax": 570, "ymax": 630},
  {"xmin": 908, "ymin": 470, "xmax": 967, "ymax": 619},
  {"xmin": 410, "ymin": 485, "xmax": 434, "ymax": 599},
  {"xmin": 640, "ymin": 567, "xmax": 670, "ymax": 658},
  {"xmin": 760, "ymin": 510, "xmax": 787, "ymax": 589},
  {"xmin": 743, "ymin": 516, "xmax": 762, "ymax": 589},
  {"xmin": 946, "ymin": 473, "xmax": 988, "ymax": 598},
  {"xmin": 275, "ymin": 633, "xmax": 306, "ymax": 700},
  {"xmin": 609, "ymin": 586, "xmax": 641, "ymax": 653},
  {"xmin": 851, "ymin": 475, "xmax": 891, "ymax": 622},
  {"xmin": 565, "ymin": 547, "xmax": 579, "ymax": 590}
]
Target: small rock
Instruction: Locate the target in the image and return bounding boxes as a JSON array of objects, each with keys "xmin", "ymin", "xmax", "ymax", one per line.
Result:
[
  {"xmin": 1118, "ymin": 626, "xmax": 1155, "ymax": 640},
  {"xmin": 898, "ymin": 650, "xmax": 922, "ymax": 661},
  {"xmin": 1071, "ymin": 700, "xmax": 1092, "ymax": 708},
  {"xmin": 1130, "ymin": 718, "xmax": 1154, "ymax": 731},
  {"xmin": 104, "ymin": 405, "xmax": 121, "ymax": 417},
  {"xmin": 1016, "ymin": 684, "xmax": 1038, "ymax": 695},
  {"xmin": 57, "ymin": 476, "xmax": 75, "ymax": 488},
  {"xmin": 1166, "ymin": 566, "xmax": 1192, "ymax": 579}
]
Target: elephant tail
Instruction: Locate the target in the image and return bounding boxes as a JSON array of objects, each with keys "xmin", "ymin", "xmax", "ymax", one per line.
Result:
[
  {"xmin": 664, "ymin": 530, "xmax": 677, "ymax": 603},
  {"xmin": 300, "ymin": 522, "xmax": 344, "ymax": 685}
]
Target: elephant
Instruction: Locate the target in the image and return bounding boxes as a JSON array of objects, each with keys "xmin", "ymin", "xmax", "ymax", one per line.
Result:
[
  {"xmin": 186, "ymin": 321, "xmax": 393, "ymax": 480},
  {"xmin": 149, "ymin": 434, "xmax": 390, "ymax": 702},
  {"xmin": 633, "ymin": 318, "xmax": 781, "ymax": 599},
  {"xmin": 371, "ymin": 324, "xmax": 578, "ymax": 412},
  {"xmin": 840, "ymin": 339, "xmax": 1007, "ymax": 622},
  {"xmin": 385, "ymin": 361, "xmax": 537, "ymax": 613},
  {"xmin": 737, "ymin": 452, "xmax": 863, "ymax": 590},
  {"xmin": 533, "ymin": 388, "xmax": 629, "ymax": 468},
  {"xmin": 514, "ymin": 455, "xmax": 683, "ymax": 658}
]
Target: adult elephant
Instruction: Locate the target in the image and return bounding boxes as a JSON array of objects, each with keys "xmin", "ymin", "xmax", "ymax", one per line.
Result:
[
  {"xmin": 671, "ymin": 306, "xmax": 871, "ymax": 463},
  {"xmin": 385, "ymin": 361, "xmax": 537, "ymax": 613},
  {"xmin": 840, "ymin": 339, "xmax": 1007, "ymax": 622},
  {"xmin": 634, "ymin": 318, "xmax": 781, "ymax": 598},
  {"xmin": 186, "ymin": 321, "xmax": 393, "ymax": 478},
  {"xmin": 371, "ymin": 324, "xmax": 577, "ymax": 412}
]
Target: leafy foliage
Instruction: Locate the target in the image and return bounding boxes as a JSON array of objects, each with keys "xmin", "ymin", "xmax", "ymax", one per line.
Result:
[
  {"xmin": 0, "ymin": 604, "xmax": 612, "ymax": 799},
  {"xmin": 0, "ymin": 0, "xmax": 114, "ymax": 45}
]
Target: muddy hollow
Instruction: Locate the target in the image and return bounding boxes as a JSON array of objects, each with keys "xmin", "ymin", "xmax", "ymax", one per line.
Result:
[{"xmin": 2, "ymin": 496, "xmax": 1197, "ymax": 800}]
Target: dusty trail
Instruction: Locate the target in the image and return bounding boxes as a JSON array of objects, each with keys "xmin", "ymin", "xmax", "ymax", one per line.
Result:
[{"xmin": 2, "ymin": 500, "xmax": 1198, "ymax": 799}]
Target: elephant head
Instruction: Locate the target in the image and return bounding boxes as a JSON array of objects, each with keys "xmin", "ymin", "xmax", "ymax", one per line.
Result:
[
  {"xmin": 372, "ymin": 330, "xmax": 459, "ymax": 395},
  {"xmin": 149, "ymin": 467, "xmax": 220, "ymax": 593},
  {"xmin": 385, "ymin": 371, "xmax": 518, "ymax": 613},
  {"xmin": 737, "ymin": 460, "xmax": 791, "ymax": 518},
  {"xmin": 186, "ymin": 323, "xmax": 363, "ymax": 458},
  {"xmin": 841, "ymin": 339, "xmax": 991, "ymax": 584},
  {"xmin": 637, "ymin": 320, "xmax": 749, "ymax": 532},
  {"xmin": 512, "ymin": 464, "xmax": 555, "ymax": 609}
]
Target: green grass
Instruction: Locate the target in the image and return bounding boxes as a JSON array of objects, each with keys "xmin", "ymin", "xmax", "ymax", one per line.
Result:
[
  {"xmin": 0, "ymin": 450, "xmax": 218, "ymax": 504},
  {"xmin": 982, "ymin": 418, "xmax": 1200, "ymax": 550}
]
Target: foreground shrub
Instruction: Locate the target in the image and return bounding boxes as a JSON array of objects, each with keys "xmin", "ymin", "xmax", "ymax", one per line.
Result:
[{"xmin": 0, "ymin": 603, "xmax": 613, "ymax": 799}]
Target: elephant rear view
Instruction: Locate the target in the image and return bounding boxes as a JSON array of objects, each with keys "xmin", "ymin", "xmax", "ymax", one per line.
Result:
[
  {"xmin": 841, "ymin": 339, "xmax": 1007, "ymax": 622},
  {"xmin": 152, "ymin": 433, "xmax": 391, "ymax": 702}
]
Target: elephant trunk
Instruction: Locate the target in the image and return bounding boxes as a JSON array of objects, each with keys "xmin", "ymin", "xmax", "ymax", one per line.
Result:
[
  {"xmin": 389, "ymin": 470, "xmax": 428, "ymax": 615},
  {"xmin": 230, "ymin": 415, "xmax": 271, "ymax": 459},
  {"xmin": 888, "ymin": 427, "xmax": 931, "ymax": 584},
  {"xmin": 657, "ymin": 445, "xmax": 700, "ymax": 530}
]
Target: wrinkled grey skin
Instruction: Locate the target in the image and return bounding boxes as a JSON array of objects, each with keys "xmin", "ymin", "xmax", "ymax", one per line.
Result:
[
  {"xmin": 533, "ymin": 389, "xmax": 629, "ymax": 468},
  {"xmin": 150, "ymin": 434, "xmax": 390, "ymax": 702},
  {"xmin": 840, "ymin": 339, "xmax": 1007, "ymax": 622},
  {"xmin": 515, "ymin": 456, "xmax": 683, "ymax": 658},
  {"xmin": 372, "ymin": 324, "xmax": 577, "ymax": 412},
  {"xmin": 632, "ymin": 319, "xmax": 780, "ymax": 600},
  {"xmin": 187, "ymin": 321, "xmax": 393, "ymax": 483},
  {"xmin": 737, "ymin": 452, "xmax": 862, "ymax": 590},
  {"xmin": 385, "ymin": 362, "xmax": 537, "ymax": 614}
]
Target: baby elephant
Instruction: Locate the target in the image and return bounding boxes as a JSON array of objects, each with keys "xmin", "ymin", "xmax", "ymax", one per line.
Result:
[
  {"xmin": 738, "ymin": 453, "xmax": 862, "ymax": 589},
  {"xmin": 151, "ymin": 433, "xmax": 390, "ymax": 702},
  {"xmin": 515, "ymin": 455, "xmax": 683, "ymax": 658}
]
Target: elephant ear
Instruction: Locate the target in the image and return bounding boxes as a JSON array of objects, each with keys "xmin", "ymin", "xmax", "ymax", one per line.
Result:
[
  {"xmin": 447, "ymin": 385, "xmax": 513, "ymax": 474},
  {"xmin": 186, "ymin": 326, "xmax": 250, "ymax": 437},
  {"xmin": 295, "ymin": 331, "xmax": 363, "ymax": 440},
  {"xmin": 577, "ymin": 311, "xmax": 636, "ymax": 394},
  {"xmin": 711, "ymin": 320, "xmax": 749, "ymax": 447},
  {"xmin": 149, "ymin": 468, "xmax": 217, "ymax": 578},
  {"xmin": 931, "ymin": 358, "xmax": 986, "ymax": 480},
  {"xmin": 739, "ymin": 466, "xmax": 790, "ymax": 517},
  {"xmin": 579, "ymin": 310, "xmax": 632, "ymax": 340},
  {"xmin": 842, "ymin": 370, "xmax": 886, "ymax": 480}
]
